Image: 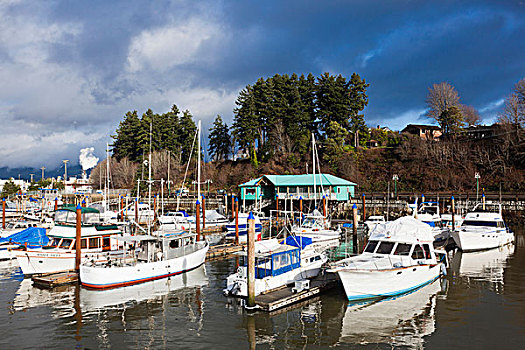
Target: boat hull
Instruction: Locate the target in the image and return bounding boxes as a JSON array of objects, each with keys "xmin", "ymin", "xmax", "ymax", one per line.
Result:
[
  {"xmin": 336, "ymin": 264, "xmax": 442, "ymax": 301},
  {"xmin": 80, "ymin": 242, "xmax": 209, "ymax": 289},
  {"xmin": 451, "ymin": 229, "xmax": 514, "ymax": 252},
  {"xmin": 16, "ymin": 249, "xmax": 111, "ymax": 275}
]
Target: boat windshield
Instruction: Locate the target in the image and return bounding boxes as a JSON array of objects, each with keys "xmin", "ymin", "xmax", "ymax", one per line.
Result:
[
  {"xmin": 301, "ymin": 218, "xmax": 320, "ymax": 228},
  {"xmin": 6, "ymin": 222, "xmax": 16, "ymax": 229},
  {"xmin": 364, "ymin": 240, "xmax": 378, "ymax": 253},
  {"xmin": 393, "ymin": 243, "xmax": 412, "ymax": 255},
  {"xmin": 376, "ymin": 241, "xmax": 395, "ymax": 254},
  {"xmin": 49, "ymin": 238, "xmax": 61, "ymax": 247},
  {"xmin": 463, "ymin": 220, "xmax": 499, "ymax": 227},
  {"xmin": 59, "ymin": 239, "xmax": 73, "ymax": 249}
]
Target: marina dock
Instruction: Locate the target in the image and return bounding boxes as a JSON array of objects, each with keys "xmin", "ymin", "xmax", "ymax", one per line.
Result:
[
  {"xmin": 32, "ymin": 271, "xmax": 79, "ymax": 288},
  {"xmin": 254, "ymin": 272, "xmax": 339, "ymax": 312}
]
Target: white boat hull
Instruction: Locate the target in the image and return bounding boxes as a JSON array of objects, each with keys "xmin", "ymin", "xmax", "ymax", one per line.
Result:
[
  {"xmin": 16, "ymin": 249, "xmax": 112, "ymax": 275},
  {"xmin": 336, "ymin": 263, "xmax": 442, "ymax": 301},
  {"xmin": 80, "ymin": 242, "xmax": 209, "ymax": 289},
  {"xmin": 451, "ymin": 228, "xmax": 514, "ymax": 252}
]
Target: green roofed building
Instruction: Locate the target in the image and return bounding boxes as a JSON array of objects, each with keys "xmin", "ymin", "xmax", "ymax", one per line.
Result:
[{"xmin": 239, "ymin": 174, "xmax": 357, "ymax": 201}]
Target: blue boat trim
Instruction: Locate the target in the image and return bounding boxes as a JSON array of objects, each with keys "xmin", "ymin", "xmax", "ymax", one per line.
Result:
[{"xmin": 347, "ymin": 275, "xmax": 440, "ymax": 301}]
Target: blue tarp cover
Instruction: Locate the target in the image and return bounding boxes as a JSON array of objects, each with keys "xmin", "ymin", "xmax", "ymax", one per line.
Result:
[
  {"xmin": 0, "ymin": 227, "xmax": 49, "ymax": 248},
  {"xmin": 282, "ymin": 236, "xmax": 312, "ymax": 249}
]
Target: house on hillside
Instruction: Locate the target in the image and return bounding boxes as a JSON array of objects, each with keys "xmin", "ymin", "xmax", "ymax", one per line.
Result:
[
  {"xmin": 462, "ymin": 124, "xmax": 502, "ymax": 139},
  {"xmin": 239, "ymin": 174, "xmax": 357, "ymax": 202},
  {"xmin": 401, "ymin": 124, "xmax": 442, "ymax": 140}
]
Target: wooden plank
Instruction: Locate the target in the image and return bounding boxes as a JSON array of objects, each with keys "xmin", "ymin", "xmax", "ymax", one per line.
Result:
[{"xmin": 32, "ymin": 270, "xmax": 79, "ymax": 288}]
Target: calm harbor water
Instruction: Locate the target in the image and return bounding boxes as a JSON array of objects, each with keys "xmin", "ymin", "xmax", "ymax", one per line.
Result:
[{"xmin": 1, "ymin": 225, "xmax": 524, "ymax": 349}]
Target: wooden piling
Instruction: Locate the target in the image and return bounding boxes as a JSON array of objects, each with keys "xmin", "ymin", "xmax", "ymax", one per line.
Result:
[
  {"xmin": 75, "ymin": 205, "xmax": 82, "ymax": 271},
  {"xmin": 196, "ymin": 200, "xmax": 201, "ymax": 242},
  {"xmin": 451, "ymin": 195, "xmax": 455, "ymax": 231},
  {"xmin": 299, "ymin": 196, "xmax": 303, "ymax": 225},
  {"xmin": 247, "ymin": 212, "xmax": 256, "ymax": 308},
  {"xmin": 2, "ymin": 198, "xmax": 5, "ymax": 229},
  {"xmin": 322, "ymin": 195, "xmax": 327, "ymax": 217},
  {"xmin": 482, "ymin": 193, "xmax": 486, "ymax": 210},
  {"xmin": 120, "ymin": 196, "xmax": 124, "ymax": 220},
  {"xmin": 362, "ymin": 193, "xmax": 366, "ymax": 221},
  {"xmin": 352, "ymin": 204, "xmax": 358, "ymax": 254},
  {"xmin": 54, "ymin": 197, "xmax": 58, "ymax": 211},
  {"xmin": 276, "ymin": 194, "xmax": 279, "ymax": 229},
  {"xmin": 235, "ymin": 197, "xmax": 239, "ymax": 245},
  {"xmin": 135, "ymin": 198, "xmax": 138, "ymax": 223},
  {"xmin": 202, "ymin": 195, "xmax": 206, "ymax": 229},
  {"xmin": 153, "ymin": 195, "xmax": 157, "ymax": 222},
  {"xmin": 231, "ymin": 195, "xmax": 235, "ymax": 220},
  {"xmin": 422, "ymin": 194, "xmax": 425, "ymax": 203}
]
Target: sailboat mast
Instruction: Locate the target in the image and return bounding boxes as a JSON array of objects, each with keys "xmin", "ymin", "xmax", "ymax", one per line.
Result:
[
  {"xmin": 197, "ymin": 120, "xmax": 201, "ymax": 199},
  {"xmin": 312, "ymin": 133, "xmax": 316, "ymax": 202},
  {"xmin": 148, "ymin": 121, "xmax": 152, "ymax": 234},
  {"xmin": 106, "ymin": 143, "xmax": 110, "ymax": 212}
]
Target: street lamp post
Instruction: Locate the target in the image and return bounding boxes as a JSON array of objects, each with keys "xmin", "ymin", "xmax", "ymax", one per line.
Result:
[
  {"xmin": 392, "ymin": 174, "xmax": 399, "ymax": 199},
  {"xmin": 475, "ymin": 172, "xmax": 480, "ymax": 202}
]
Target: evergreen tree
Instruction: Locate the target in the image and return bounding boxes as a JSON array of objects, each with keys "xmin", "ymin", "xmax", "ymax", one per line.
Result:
[
  {"xmin": 178, "ymin": 110, "xmax": 197, "ymax": 163},
  {"xmin": 1, "ymin": 179, "xmax": 21, "ymax": 198},
  {"xmin": 111, "ymin": 111, "xmax": 142, "ymax": 161},
  {"xmin": 232, "ymin": 85, "xmax": 259, "ymax": 157},
  {"xmin": 209, "ymin": 115, "xmax": 231, "ymax": 161}
]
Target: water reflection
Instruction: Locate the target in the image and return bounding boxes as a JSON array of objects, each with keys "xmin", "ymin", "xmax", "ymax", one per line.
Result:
[
  {"xmin": 449, "ymin": 244, "xmax": 515, "ymax": 292},
  {"xmin": 339, "ymin": 279, "xmax": 446, "ymax": 348}
]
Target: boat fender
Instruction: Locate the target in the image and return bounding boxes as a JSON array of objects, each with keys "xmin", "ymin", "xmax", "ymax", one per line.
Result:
[{"xmin": 440, "ymin": 263, "xmax": 447, "ymax": 276}]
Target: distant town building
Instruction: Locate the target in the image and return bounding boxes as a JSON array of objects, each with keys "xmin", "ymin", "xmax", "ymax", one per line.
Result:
[
  {"xmin": 239, "ymin": 174, "xmax": 357, "ymax": 202},
  {"xmin": 0, "ymin": 178, "xmax": 29, "ymax": 193},
  {"xmin": 401, "ymin": 124, "xmax": 442, "ymax": 140},
  {"xmin": 462, "ymin": 124, "xmax": 502, "ymax": 139}
]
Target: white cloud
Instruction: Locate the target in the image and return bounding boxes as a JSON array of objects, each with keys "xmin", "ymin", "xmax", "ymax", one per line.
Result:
[
  {"xmin": 378, "ymin": 108, "xmax": 429, "ymax": 130},
  {"xmin": 126, "ymin": 18, "xmax": 226, "ymax": 72},
  {"xmin": 479, "ymin": 98, "xmax": 504, "ymax": 113}
]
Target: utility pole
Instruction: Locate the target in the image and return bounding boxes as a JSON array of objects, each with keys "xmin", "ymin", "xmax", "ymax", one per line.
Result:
[
  {"xmin": 40, "ymin": 167, "xmax": 45, "ymax": 181},
  {"xmin": 63, "ymin": 160, "xmax": 69, "ymax": 182},
  {"xmin": 475, "ymin": 172, "xmax": 480, "ymax": 202},
  {"xmin": 392, "ymin": 174, "xmax": 399, "ymax": 199}
]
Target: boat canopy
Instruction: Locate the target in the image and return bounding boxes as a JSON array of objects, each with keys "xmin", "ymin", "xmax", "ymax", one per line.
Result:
[
  {"xmin": 370, "ymin": 216, "xmax": 434, "ymax": 243},
  {"xmin": 0, "ymin": 227, "xmax": 49, "ymax": 247},
  {"xmin": 60, "ymin": 204, "xmax": 99, "ymax": 214},
  {"xmin": 282, "ymin": 236, "xmax": 313, "ymax": 249}
]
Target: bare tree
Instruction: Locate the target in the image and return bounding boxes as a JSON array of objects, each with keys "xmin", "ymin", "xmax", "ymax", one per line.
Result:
[
  {"xmin": 461, "ymin": 104, "xmax": 480, "ymax": 126},
  {"xmin": 426, "ymin": 82, "xmax": 464, "ymax": 133},
  {"xmin": 498, "ymin": 93, "xmax": 524, "ymax": 129}
]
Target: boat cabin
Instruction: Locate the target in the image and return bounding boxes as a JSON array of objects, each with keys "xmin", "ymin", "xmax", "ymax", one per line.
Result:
[
  {"xmin": 247, "ymin": 245, "xmax": 302, "ymax": 279},
  {"xmin": 363, "ymin": 239, "xmax": 434, "ymax": 261}
]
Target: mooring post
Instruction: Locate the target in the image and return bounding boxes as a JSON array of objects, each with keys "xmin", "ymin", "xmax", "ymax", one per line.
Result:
[
  {"xmin": 451, "ymin": 195, "xmax": 456, "ymax": 231},
  {"xmin": 196, "ymin": 200, "xmax": 201, "ymax": 242},
  {"xmin": 235, "ymin": 197, "xmax": 239, "ymax": 245},
  {"xmin": 323, "ymin": 195, "xmax": 327, "ymax": 217},
  {"xmin": 482, "ymin": 193, "xmax": 486, "ymax": 210},
  {"xmin": 153, "ymin": 195, "xmax": 157, "ymax": 223},
  {"xmin": 299, "ymin": 196, "xmax": 303, "ymax": 225},
  {"xmin": 75, "ymin": 204, "xmax": 82, "ymax": 272},
  {"xmin": 54, "ymin": 197, "xmax": 58, "ymax": 211},
  {"xmin": 120, "ymin": 195, "xmax": 124, "ymax": 220},
  {"xmin": 362, "ymin": 193, "xmax": 366, "ymax": 222},
  {"xmin": 202, "ymin": 195, "xmax": 206, "ymax": 230},
  {"xmin": 275, "ymin": 194, "xmax": 279, "ymax": 229},
  {"xmin": 135, "ymin": 198, "xmax": 138, "ymax": 224},
  {"xmin": 82, "ymin": 198, "xmax": 86, "ymax": 208},
  {"xmin": 352, "ymin": 204, "xmax": 358, "ymax": 254},
  {"xmin": 422, "ymin": 193, "xmax": 425, "ymax": 204},
  {"xmin": 2, "ymin": 198, "xmax": 5, "ymax": 229},
  {"xmin": 247, "ymin": 211, "xmax": 256, "ymax": 309},
  {"xmin": 41, "ymin": 195, "xmax": 44, "ymax": 221},
  {"xmin": 231, "ymin": 195, "xmax": 235, "ymax": 220},
  {"xmin": 225, "ymin": 193, "xmax": 228, "ymax": 217}
]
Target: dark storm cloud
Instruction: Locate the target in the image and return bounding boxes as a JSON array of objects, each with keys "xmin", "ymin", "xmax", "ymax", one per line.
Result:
[{"xmin": 0, "ymin": 0, "xmax": 523, "ymax": 168}]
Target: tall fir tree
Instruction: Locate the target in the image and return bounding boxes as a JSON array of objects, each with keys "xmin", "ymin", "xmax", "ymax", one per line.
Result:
[{"xmin": 208, "ymin": 115, "xmax": 231, "ymax": 161}]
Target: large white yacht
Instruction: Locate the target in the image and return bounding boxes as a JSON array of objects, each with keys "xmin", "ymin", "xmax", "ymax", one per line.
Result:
[
  {"xmin": 328, "ymin": 216, "xmax": 446, "ymax": 301},
  {"xmin": 450, "ymin": 203, "xmax": 514, "ymax": 252}
]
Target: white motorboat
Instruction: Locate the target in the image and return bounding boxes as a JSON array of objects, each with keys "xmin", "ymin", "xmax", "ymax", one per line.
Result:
[
  {"xmin": 290, "ymin": 210, "xmax": 340, "ymax": 250},
  {"xmin": 16, "ymin": 205, "xmax": 126, "ymax": 275},
  {"xmin": 80, "ymin": 231, "xmax": 209, "ymax": 289},
  {"xmin": 440, "ymin": 213, "xmax": 463, "ymax": 231},
  {"xmin": 0, "ymin": 220, "xmax": 40, "ymax": 238},
  {"xmin": 328, "ymin": 216, "xmax": 446, "ymax": 301},
  {"xmin": 0, "ymin": 227, "xmax": 49, "ymax": 261},
  {"xmin": 224, "ymin": 236, "xmax": 327, "ymax": 297},
  {"xmin": 450, "ymin": 203, "xmax": 514, "ymax": 252},
  {"xmin": 364, "ymin": 215, "xmax": 386, "ymax": 233},
  {"xmin": 225, "ymin": 212, "xmax": 262, "ymax": 242},
  {"xmin": 415, "ymin": 201, "xmax": 449, "ymax": 242},
  {"xmin": 340, "ymin": 279, "xmax": 442, "ymax": 347},
  {"xmin": 124, "ymin": 202, "xmax": 155, "ymax": 225}
]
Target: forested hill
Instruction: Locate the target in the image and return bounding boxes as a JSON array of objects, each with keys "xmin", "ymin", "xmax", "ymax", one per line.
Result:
[{"xmin": 103, "ymin": 73, "xmax": 525, "ymax": 194}]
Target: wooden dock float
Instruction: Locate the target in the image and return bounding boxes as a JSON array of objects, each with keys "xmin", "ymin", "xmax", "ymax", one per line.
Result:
[
  {"xmin": 206, "ymin": 243, "xmax": 245, "ymax": 260},
  {"xmin": 255, "ymin": 273, "xmax": 339, "ymax": 312},
  {"xmin": 31, "ymin": 270, "xmax": 79, "ymax": 288}
]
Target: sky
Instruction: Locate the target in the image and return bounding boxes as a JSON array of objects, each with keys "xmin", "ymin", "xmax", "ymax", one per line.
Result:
[{"xmin": 0, "ymin": 0, "xmax": 523, "ymax": 170}]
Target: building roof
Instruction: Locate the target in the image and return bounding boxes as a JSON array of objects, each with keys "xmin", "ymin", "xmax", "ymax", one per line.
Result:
[
  {"xmin": 239, "ymin": 174, "xmax": 357, "ymax": 187},
  {"xmin": 401, "ymin": 124, "xmax": 441, "ymax": 132}
]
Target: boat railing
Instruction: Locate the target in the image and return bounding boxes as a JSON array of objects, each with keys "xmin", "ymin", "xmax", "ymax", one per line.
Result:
[{"xmin": 335, "ymin": 254, "xmax": 417, "ymax": 271}]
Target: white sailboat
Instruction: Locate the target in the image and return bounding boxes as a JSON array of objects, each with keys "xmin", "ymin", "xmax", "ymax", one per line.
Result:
[{"xmin": 80, "ymin": 120, "xmax": 209, "ymax": 289}]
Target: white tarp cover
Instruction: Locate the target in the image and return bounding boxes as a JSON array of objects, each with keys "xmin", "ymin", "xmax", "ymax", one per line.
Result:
[
  {"xmin": 369, "ymin": 216, "xmax": 434, "ymax": 243},
  {"xmin": 205, "ymin": 209, "xmax": 226, "ymax": 221}
]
